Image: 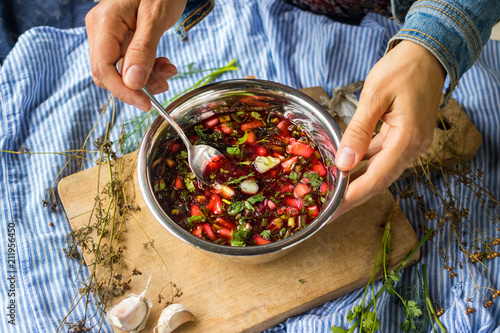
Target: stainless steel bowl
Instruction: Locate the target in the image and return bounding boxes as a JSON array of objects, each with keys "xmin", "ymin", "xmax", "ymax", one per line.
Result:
[{"xmin": 137, "ymin": 79, "xmax": 348, "ymax": 263}]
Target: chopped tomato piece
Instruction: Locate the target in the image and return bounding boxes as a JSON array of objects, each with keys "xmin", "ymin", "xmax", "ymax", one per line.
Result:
[
  {"xmin": 320, "ymin": 182, "xmax": 329, "ymax": 195},
  {"xmin": 215, "ymin": 217, "xmax": 237, "ymax": 230},
  {"xmin": 277, "ymin": 120, "xmax": 291, "ymax": 137},
  {"xmin": 280, "ymin": 183, "xmax": 294, "ymax": 193},
  {"xmin": 293, "ymin": 183, "xmax": 311, "ymax": 198},
  {"xmin": 202, "ymin": 223, "xmax": 216, "ymax": 240},
  {"xmin": 286, "ymin": 207, "xmax": 300, "ymax": 217},
  {"xmin": 241, "ymin": 119, "xmax": 265, "ymax": 131},
  {"xmin": 170, "ymin": 142, "xmax": 181, "ymax": 153},
  {"xmin": 220, "ymin": 123, "xmax": 234, "ymax": 135},
  {"xmin": 311, "ymin": 163, "xmax": 327, "ymax": 177},
  {"xmin": 191, "ymin": 204, "xmax": 202, "ymax": 216},
  {"xmin": 268, "ymin": 169, "xmax": 278, "ymax": 179},
  {"xmin": 217, "ymin": 227, "xmax": 233, "ymax": 239},
  {"xmin": 252, "ymin": 234, "xmax": 271, "ymax": 245},
  {"xmin": 191, "ymin": 224, "xmax": 203, "ymax": 238},
  {"xmin": 308, "ymin": 205, "xmax": 319, "ymax": 218},
  {"xmin": 286, "ymin": 138, "xmax": 314, "ymax": 158},
  {"xmin": 174, "ymin": 176, "xmax": 183, "ymax": 189},
  {"xmin": 285, "ymin": 197, "xmax": 303, "ymax": 210},
  {"xmin": 281, "ymin": 156, "xmax": 299, "ymax": 173},
  {"xmin": 245, "ymin": 131, "xmax": 257, "ymax": 145},
  {"xmin": 207, "ymin": 194, "xmax": 223, "ymax": 215},
  {"xmin": 204, "ymin": 117, "xmax": 220, "ymax": 128},
  {"xmin": 255, "ymin": 145, "xmax": 267, "ymax": 156}
]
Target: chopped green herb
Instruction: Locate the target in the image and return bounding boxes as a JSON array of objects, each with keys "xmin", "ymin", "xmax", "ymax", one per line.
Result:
[
  {"xmin": 260, "ymin": 230, "xmax": 271, "ymax": 239},
  {"xmin": 230, "ymin": 225, "xmax": 251, "ymax": 246},
  {"xmin": 236, "ymin": 131, "xmax": 249, "ymax": 145},
  {"xmin": 209, "ymin": 130, "xmax": 223, "ymax": 142},
  {"xmin": 247, "ymin": 192, "xmax": 265, "ymax": 204},
  {"xmin": 185, "ymin": 215, "xmax": 206, "ymax": 225},
  {"xmin": 289, "ymin": 171, "xmax": 299, "ymax": 180},
  {"xmin": 304, "ymin": 171, "xmax": 322, "ymax": 188},
  {"xmin": 228, "ymin": 201, "xmax": 245, "ymax": 215},
  {"xmin": 244, "ymin": 201, "xmax": 255, "ymax": 212},
  {"xmin": 224, "ymin": 173, "xmax": 255, "ymax": 186},
  {"xmin": 298, "ymin": 279, "xmax": 306, "ymax": 284},
  {"xmin": 226, "ymin": 146, "xmax": 240, "ymax": 155}
]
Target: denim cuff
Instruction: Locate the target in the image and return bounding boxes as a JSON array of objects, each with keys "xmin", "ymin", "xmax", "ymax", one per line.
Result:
[
  {"xmin": 387, "ymin": 0, "xmax": 498, "ymax": 106},
  {"xmin": 173, "ymin": 0, "xmax": 214, "ymax": 41}
]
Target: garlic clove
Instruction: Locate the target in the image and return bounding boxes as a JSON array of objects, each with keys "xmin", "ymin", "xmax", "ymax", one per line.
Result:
[
  {"xmin": 107, "ymin": 275, "xmax": 153, "ymax": 332},
  {"xmin": 154, "ymin": 303, "xmax": 194, "ymax": 333}
]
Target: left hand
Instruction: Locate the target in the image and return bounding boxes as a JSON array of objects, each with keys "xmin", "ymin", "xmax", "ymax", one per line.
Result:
[{"xmin": 334, "ymin": 40, "xmax": 446, "ymax": 217}]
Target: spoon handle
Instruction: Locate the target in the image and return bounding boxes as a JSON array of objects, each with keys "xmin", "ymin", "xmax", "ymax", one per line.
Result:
[{"xmin": 141, "ymin": 87, "xmax": 193, "ymax": 149}]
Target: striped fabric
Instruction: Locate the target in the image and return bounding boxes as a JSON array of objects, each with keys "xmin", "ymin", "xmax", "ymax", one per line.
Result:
[{"xmin": 0, "ymin": 0, "xmax": 498, "ymax": 332}]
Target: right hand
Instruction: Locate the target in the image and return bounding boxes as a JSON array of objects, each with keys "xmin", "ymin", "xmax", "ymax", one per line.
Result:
[{"xmin": 85, "ymin": 0, "xmax": 187, "ymax": 110}]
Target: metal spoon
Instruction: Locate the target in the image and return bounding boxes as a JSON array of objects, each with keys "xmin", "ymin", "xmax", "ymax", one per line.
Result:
[{"xmin": 141, "ymin": 86, "xmax": 225, "ymax": 185}]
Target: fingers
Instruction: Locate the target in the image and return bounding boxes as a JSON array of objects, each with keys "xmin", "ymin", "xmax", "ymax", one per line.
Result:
[
  {"xmin": 335, "ymin": 86, "xmax": 390, "ymax": 171},
  {"xmin": 336, "ymin": 127, "xmax": 420, "ymax": 215},
  {"xmin": 86, "ymin": 0, "xmax": 187, "ymax": 110},
  {"xmin": 146, "ymin": 57, "xmax": 178, "ymax": 94}
]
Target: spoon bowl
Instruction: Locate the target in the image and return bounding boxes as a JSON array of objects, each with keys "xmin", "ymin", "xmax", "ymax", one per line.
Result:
[{"xmin": 141, "ymin": 87, "xmax": 225, "ymax": 185}]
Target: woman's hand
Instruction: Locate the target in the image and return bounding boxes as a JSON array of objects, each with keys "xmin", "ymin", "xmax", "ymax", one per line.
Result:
[
  {"xmin": 334, "ymin": 40, "xmax": 446, "ymax": 216},
  {"xmin": 85, "ymin": 0, "xmax": 187, "ymax": 110}
]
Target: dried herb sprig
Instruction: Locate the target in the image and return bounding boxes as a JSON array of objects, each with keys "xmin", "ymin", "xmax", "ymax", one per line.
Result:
[{"xmin": 393, "ymin": 106, "xmax": 500, "ymax": 316}]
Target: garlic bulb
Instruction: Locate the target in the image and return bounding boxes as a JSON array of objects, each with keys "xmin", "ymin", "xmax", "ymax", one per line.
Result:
[
  {"xmin": 153, "ymin": 303, "xmax": 194, "ymax": 333},
  {"xmin": 107, "ymin": 275, "xmax": 153, "ymax": 332}
]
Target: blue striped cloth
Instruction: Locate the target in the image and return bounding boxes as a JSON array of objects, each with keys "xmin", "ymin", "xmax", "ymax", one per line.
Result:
[{"xmin": 1, "ymin": 0, "xmax": 499, "ymax": 332}]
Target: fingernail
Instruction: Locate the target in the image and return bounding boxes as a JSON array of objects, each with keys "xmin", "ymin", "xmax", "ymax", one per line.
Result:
[
  {"xmin": 335, "ymin": 146, "xmax": 356, "ymax": 170},
  {"xmin": 124, "ymin": 65, "xmax": 147, "ymax": 89}
]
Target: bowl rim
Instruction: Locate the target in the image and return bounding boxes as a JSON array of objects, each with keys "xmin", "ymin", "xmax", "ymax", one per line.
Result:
[{"xmin": 137, "ymin": 79, "xmax": 349, "ymax": 257}]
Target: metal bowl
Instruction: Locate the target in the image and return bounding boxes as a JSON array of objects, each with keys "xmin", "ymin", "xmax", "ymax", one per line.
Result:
[{"xmin": 137, "ymin": 79, "xmax": 348, "ymax": 263}]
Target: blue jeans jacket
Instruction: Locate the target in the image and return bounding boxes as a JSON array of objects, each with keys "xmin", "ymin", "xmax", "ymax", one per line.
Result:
[{"xmin": 176, "ymin": 0, "xmax": 500, "ymax": 105}]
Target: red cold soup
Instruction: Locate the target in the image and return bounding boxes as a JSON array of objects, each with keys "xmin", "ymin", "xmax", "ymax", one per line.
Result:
[{"xmin": 150, "ymin": 95, "xmax": 335, "ymax": 246}]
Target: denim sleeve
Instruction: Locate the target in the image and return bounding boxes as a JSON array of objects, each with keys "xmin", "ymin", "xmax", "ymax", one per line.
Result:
[
  {"xmin": 173, "ymin": 0, "xmax": 214, "ymax": 41},
  {"xmin": 387, "ymin": 0, "xmax": 500, "ymax": 106}
]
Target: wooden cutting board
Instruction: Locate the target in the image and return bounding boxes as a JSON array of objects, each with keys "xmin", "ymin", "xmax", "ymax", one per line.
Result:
[{"xmin": 58, "ymin": 87, "xmax": 422, "ymax": 333}]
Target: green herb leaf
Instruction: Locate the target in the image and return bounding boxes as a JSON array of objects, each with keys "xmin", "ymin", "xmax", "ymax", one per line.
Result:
[
  {"xmin": 236, "ymin": 131, "xmax": 249, "ymax": 145},
  {"xmin": 389, "ymin": 271, "xmax": 401, "ymax": 282},
  {"xmin": 260, "ymin": 230, "xmax": 271, "ymax": 239},
  {"xmin": 304, "ymin": 171, "xmax": 322, "ymax": 188},
  {"xmin": 228, "ymin": 201, "xmax": 245, "ymax": 215},
  {"xmin": 185, "ymin": 215, "xmax": 206, "ymax": 224},
  {"xmin": 346, "ymin": 305, "xmax": 361, "ymax": 322},
  {"xmin": 244, "ymin": 201, "xmax": 255, "ymax": 212},
  {"xmin": 184, "ymin": 177, "xmax": 196, "ymax": 192},
  {"xmin": 230, "ymin": 225, "xmax": 251, "ymax": 247},
  {"xmin": 330, "ymin": 327, "xmax": 348, "ymax": 333},
  {"xmin": 404, "ymin": 300, "xmax": 423, "ymax": 319},
  {"xmin": 361, "ymin": 311, "xmax": 380, "ymax": 332},
  {"xmin": 226, "ymin": 146, "xmax": 240, "ymax": 155},
  {"xmin": 247, "ymin": 192, "xmax": 265, "ymax": 205},
  {"xmin": 289, "ymin": 171, "xmax": 299, "ymax": 180}
]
